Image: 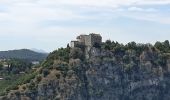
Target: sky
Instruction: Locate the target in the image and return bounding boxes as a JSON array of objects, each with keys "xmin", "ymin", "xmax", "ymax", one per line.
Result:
[{"xmin": 0, "ymin": 0, "xmax": 170, "ymax": 52}]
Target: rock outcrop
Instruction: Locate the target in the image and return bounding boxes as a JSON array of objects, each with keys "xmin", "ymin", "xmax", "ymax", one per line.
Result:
[{"xmin": 2, "ymin": 47, "xmax": 170, "ymax": 100}]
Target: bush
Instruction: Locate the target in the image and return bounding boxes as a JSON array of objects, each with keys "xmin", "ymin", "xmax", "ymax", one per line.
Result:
[
  {"xmin": 55, "ymin": 73, "xmax": 61, "ymax": 79},
  {"xmin": 103, "ymin": 40, "xmax": 112, "ymax": 50},
  {"xmin": 55, "ymin": 62, "xmax": 69, "ymax": 71},
  {"xmin": 124, "ymin": 62, "xmax": 136, "ymax": 73},
  {"xmin": 22, "ymin": 86, "xmax": 26, "ymax": 90},
  {"xmin": 36, "ymin": 75, "xmax": 42, "ymax": 83},
  {"xmin": 42, "ymin": 69, "xmax": 50, "ymax": 77},
  {"xmin": 123, "ymin": 55, "xmax": 130, "ymax": 64},
  {"xmin": 15, "ymin": 91, "xmax": 20, "ymax": 97},
  {"xmin": 27, "ymin": 81, "xmax": 35, "ymax": 90},
  {"xmin": 0, "ymin": 92, "xmax": 6, "ymax": 96},
  {"xmin": 6, "ymin": 85, "xmax": 19, "ymax": 92},
  {"xmin": 4, "ymin": 76, "xmax": 11, "ymax": 80},
  {"xmin": 12, "ymin": 85, "xmax": 19, "ymax": 90}
]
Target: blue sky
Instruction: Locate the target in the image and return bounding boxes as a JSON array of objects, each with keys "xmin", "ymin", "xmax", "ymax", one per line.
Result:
[{"xmin": 0, "ymin": 0, "xmax": 170, "ymax": 52}]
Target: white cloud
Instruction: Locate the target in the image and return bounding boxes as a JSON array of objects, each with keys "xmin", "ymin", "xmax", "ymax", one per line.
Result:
[
  {"xmin": 0, "ymin": 0, "xmax": 170, "ymax": 51},
  {"xmin": 136, "ymin": 0, "xmax": 170, "ymax": 5},
  {"xmin": 128, "ymin": 7, "xmax": 157, "ymax": 12},
  {"xmin": 122, "ymin": 12, "xmax": 170, "ymax": 24},
  {"xmin": 0, "ymin": 0, "xmax": 169, "ymax": 29}
]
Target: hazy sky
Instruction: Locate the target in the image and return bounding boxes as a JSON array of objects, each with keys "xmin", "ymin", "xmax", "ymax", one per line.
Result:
[{"xmin": 0, "ymin": 0, "xmax": 170, "ymax": 52}]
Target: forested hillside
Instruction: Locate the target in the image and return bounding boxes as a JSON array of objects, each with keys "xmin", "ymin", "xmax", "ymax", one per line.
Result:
[{"xmin": 0, "ymin": 49, "xmax": 48, "ymax": 61}]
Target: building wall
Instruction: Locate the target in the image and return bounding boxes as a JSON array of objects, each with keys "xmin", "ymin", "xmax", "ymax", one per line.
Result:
[
  {"xmin": 89, "ymin": 34, "xmax": 102, "ymax": 46},
  {"xmin": 84, "ymin": 35, "xmax": 91, "ymax": 46},
  {"xmin": 70, "ymin": 41, "xmax": 79, "ymax": 48},
  {"xmin": 72, "ymin": 34, "xmax": 102, "ymax": 47},
  {"xmin": 77, "ymin": 35, "xmax": 88, "ymax": 46}
]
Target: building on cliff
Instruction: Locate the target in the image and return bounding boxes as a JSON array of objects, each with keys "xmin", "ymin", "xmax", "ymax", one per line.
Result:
[{"xmin": 70, "ymin": 33, "xmax": 102, "ymax": 58}]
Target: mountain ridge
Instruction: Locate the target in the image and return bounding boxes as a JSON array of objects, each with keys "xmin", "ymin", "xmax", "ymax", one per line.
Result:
[
  {"xmin": 0, "ymin": 49, "xmax": 48, "ymax": 61},
  {"xmin": 31, "ymin": 48, "xmax": 48, "ymax": 54}
]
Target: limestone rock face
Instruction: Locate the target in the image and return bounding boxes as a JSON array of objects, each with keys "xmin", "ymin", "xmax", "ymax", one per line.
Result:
[
  {"xmin": 166, "ymin": 59, "xmax": 170, "ymax": 72},
  {"xmin": 3, "ymin": 48, "xmax": 170, "ymax": 100}
]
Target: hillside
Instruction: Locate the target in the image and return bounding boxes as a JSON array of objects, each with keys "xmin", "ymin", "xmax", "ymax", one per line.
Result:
[
  {"xmin": 0, "ymin": 49, "xmax": 48, "ymax": 61},
  {"xmin": 1, "ymin": 40, "xmax": 170, "ymax": 100}
]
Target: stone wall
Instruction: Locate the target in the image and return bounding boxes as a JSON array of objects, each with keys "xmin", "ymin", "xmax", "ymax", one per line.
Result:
[
  {"xmin": 90, "ymin": 34, "xmax": 102, "ymax": 46},
  {"xmin": 84, "ymin": 35, "xmax": 91, "ymax": 46}
]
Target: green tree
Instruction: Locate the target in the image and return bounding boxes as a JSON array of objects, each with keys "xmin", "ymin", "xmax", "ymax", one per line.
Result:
[
  {"xmin": 127, "ymin": 41, "xmax": 137, "ymax": 50},
  {"xmin": 164, "ymin": 40, "xmax": 170, "ymax": 48},
  {"xmin": 163, "ymin": 40, "xmax": 170, "ymax": 52},
  {"xmin": 155, "ymin": 40, "xmax": 170, "ymax": 52},
  {"xmin": 104, "ymin": 40, "xmax": 112, "ymax": 50},
  {"xmin": 154, "ymin": 41, "xmax": 163, "ymax": 51}
]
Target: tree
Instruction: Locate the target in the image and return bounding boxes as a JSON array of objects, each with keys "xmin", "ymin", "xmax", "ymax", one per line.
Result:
[
  {"xmin": 154, "ymin": 40, "xmax": 170, "ymax": 52},
  {"xmin": 104, "ymin": 40, "xmax": 112, "ymax": 50},
  {"xmin": 127, "ymin": 41, "xmax": 137, "ymax": 50},
  {"xmin": 164, "ymin": 40, "xmax": 170, "ymax": 48},
  {"xmin": 154, "ymin": 41, "xmax": 163, "ymax": 51},
  {"xmin": 106, "ymin": 40, "xmax": 112, "ymax": 45},
  {"xmin": 67, "ymin": 43, "xmax": 70, "ymax": 48},
  {"xmin": 163, "ymin": 40, "xmax": 170, "ymax": 52}
]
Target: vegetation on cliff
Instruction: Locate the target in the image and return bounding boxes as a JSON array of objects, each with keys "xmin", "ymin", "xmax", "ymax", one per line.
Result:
[{"xmin": 1, "ymin": 40, "xmax": 170, "ymax": 100}]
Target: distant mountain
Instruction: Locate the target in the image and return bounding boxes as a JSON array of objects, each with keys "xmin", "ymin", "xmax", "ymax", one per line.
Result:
[
  {"xmin": 0, "ymin": 49, "xmax": 48, "ymax": 61},
  {"xmin": 31, "ymin": 48, "xmax": 48, "ymax": 53}
]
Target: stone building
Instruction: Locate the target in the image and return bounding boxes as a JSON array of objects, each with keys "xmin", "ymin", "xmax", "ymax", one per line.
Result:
[
  {"xmin": 70, "ymin": 33, "xmax": 102, "ymax": 58},
  {"xmin": 70, "ymin": 33, "xmax": 102, "ymax": 48}
]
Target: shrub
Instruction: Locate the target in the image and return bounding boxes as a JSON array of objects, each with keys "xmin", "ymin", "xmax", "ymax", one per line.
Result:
[
  {"xmin": 0, "ymin": 92, "xmax": 6, "ymax": 96},
  {"xmin": 55, "ymin": 73, "xmax": 60, "ymax": 79},
  {"xmin": 36, "ymin": 75, "xmax": 42, "ymax": 83},
  {"xmin": 123, "ymin": 55, "xmax": 130, "ymax": 64},
  {"xmin": 124, "ymin": 62, "xmax": 136, "ymax": 73},
  {"xmin": 27, "ymin": 81, "xmax": 35, "ymax": 90},
  {"xmin": 42, "ymin": 69, "xmax": 50, "ymax": 77},
  {"xmin": 6, "ymin": 85, "xmax": 19, "ymax": 92},
  {"xmin": 15, "ymin": 91, "xmax": 20, "ymax": 97},
  {"xmin": 12, "ymin": 85, "xmax": 19, "ymax": 90},
  {"xmin": 22, "ymin": 86, "xmax": 26, "ymax": 90},
  {"xmin": 4, "ymin": 76, "xmax": 11, "ymax": 80},
  {"xmin": 95, "ymin": 89, "xmax": 104, "ymax": 97}
]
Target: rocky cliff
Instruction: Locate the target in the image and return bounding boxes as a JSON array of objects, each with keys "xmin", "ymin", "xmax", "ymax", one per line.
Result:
[{"xmin": 2, "ymin": 42, "xmax": 170, "ymax": 100}]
